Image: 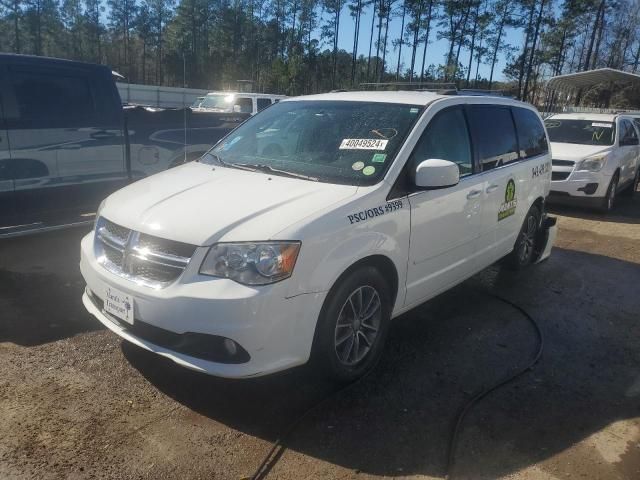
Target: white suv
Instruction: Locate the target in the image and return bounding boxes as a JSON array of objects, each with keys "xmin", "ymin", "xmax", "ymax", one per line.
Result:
[
  {"xmin": 80, "ymin": 91, "xmax": 556, "ymax": 380},
  {"xmin": 545, "ymin": 113, "xmax": 640, "ymax": 211}
]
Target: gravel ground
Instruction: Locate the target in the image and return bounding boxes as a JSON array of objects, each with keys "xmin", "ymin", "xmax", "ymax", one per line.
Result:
[{"xmin": 1, "ymin": 194, "xmax": 639, "ymax": 480}]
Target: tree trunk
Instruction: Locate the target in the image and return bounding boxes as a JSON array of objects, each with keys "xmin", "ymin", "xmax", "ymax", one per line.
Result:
[
  {"xmin": 409, "ymin": 0, "xmax": 423, "ymax": 82},
  {"xmin": 488, "ymin": 15, "xmax": 506, "ymax": 89},
  {"xmin": 13, "ymin": 0, "xmax": 20, "ymax": 53},
  {"xmin": 583, "ymin": 0, "xmax": 604, "ymax": 71},
  {"xmin": 396, "ymin": 1, "xmax": 406, "ymax": 79},
  {"xmin": 366, "ymin": 0, "xmax": 378, "ymax": 81},
  {"xmin": 380, "ymin": 0, "xmax": 391, "ymax": 82},
  {"xmin": 374, "ymin": 0, "xmax": 383, "ymax": 81},
  {"xmin": 332, "ymin": 2, "xmax": 342, "ymax": 88},
  {"xmin": 452, "ymin": 0, "xmax": 473, "ymax": 81},
  {"xmin": 352, "ymin": 0, "xmax": 362, "ymax": 85},
  {"xmin": 517, "ymin": 0, "xmax": 536, "ymax": 99},
  {"xmin": 592, "ymin": 4, "xmax": 605, "ymax": 69},
  {"xmin": 420, "ymin": 0, "xmax": 433, "ymax": 82},
  {"xmin": 465, "ymin": 2, "xmax": 480, "ymax": 87},
  {"xmin": 522, "ymin": 0, "xmax": 545, "ymax": 102}
]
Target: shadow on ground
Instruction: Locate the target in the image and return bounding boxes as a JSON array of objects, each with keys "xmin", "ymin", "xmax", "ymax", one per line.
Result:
[
  {"xmin": 124, "ymin": 246, "xmax": 640, "ymax": 479},
  {"xmin": 0, "ymin": 226, "xmax": 101, "ymax": 346},
  {"xmin": 548, "ymin": 190, "xmax": 640, "ymax": 224}
]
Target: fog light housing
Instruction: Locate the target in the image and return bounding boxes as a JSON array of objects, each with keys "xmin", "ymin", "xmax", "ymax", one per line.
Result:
[
  {"xmin": 578, "ymin": 183, "xmax": 599, "ymax": 195},
  {"xmin": 223, "ymin": 338, "xmax": 238, "ymax": 356}
]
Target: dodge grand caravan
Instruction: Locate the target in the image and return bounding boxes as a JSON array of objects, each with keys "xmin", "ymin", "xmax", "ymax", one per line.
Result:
[{"xmin": 80, "ymin": 91, "xmax": 557, "ymax": 381}]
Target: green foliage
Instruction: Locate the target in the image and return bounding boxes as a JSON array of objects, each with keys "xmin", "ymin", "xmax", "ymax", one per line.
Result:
[{"xmin": 1, "ymin": 0, "xmax": 640, "ymax": 106}]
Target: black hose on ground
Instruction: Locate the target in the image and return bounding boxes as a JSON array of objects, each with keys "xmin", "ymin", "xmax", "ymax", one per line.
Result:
[
  {"xmin": 444, "ymin": 292, "xmax": 544, "ymax": 479},
  {"xmin": 248, "ymin": 292, "xmax": 544, "ymax": 480}
]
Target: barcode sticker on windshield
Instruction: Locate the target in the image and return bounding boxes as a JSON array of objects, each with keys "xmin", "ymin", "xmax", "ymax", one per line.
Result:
[
  {"xmin": 592, "ymin": 122, "xmax": 611, "ymax": 128},
  {"xmin": 339, "ymin": 139, "xmax": 389, "ymax": 150}
]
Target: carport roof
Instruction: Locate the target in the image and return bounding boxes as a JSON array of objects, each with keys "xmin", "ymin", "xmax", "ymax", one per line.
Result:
[{"xmin": 547, "ymin": 68, "xmax": 640, "ymax": 91}]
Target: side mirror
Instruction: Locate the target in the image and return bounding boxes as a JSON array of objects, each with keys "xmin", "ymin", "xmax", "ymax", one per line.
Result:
[{"xmin": 415, "ymin": 159, "xmax": 460, "ymax": 189}]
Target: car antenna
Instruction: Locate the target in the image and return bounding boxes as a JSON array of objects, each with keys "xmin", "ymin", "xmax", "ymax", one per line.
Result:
[{"xmin": 183, "ymin": 53, "xmax": 187, "ymax": 165}]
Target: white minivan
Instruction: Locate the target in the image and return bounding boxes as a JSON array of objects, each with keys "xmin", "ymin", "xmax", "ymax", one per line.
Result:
[
  {"xmin": 545, "ymin": 113, "xmax": 640, "ymax": 211},
  {"xmin": 80, "ymin": 91, "xmax": 556, "ymax": 380}
]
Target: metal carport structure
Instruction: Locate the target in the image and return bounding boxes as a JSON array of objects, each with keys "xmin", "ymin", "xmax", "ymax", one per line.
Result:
[{"xmin": 544, "ymin": 68, "xmax": 640, "ymax": 112}]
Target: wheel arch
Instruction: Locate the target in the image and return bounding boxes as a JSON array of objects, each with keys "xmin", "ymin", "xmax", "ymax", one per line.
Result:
[
  {"xmin": 309, "ymin": 253, "xmax": 400, "ymax": 362},
  {"xmin": 331, "ymin": 254, "xmax": 400, "ymax": 307}
]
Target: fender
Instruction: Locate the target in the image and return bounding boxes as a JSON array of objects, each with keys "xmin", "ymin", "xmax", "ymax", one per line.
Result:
[{"xmin": 284, "ymin": 197, "xmax": 411, "ymax": 314}]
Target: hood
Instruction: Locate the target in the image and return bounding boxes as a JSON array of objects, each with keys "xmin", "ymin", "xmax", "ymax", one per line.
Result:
[
  {"xmin": 100, "ymin": 162, "xmax": 357, "ymax": 246},
  {"xmin": 550, "ymin": 142, "xmax": 612, "ymax": 161}
]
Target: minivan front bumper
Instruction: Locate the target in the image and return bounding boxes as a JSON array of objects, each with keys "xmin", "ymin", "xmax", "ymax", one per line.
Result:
[{"xmin": 79, "ymin": 232, "xmax": 326, "ymax": 378}]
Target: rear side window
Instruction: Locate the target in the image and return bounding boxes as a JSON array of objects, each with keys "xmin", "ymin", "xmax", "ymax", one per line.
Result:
[
  {"xmin": 467, "ymin": 105, "xmax": 519, "ymax": 171},
  {"xmin": 512, "ymin": 107, "xmax": 548, "ymax": 158},
  {"xmin": 234, "ymin": 97, "xmax": 253, "ymax": 113},
  {"xmin": 257, "ymin": 98, "xmax": 271, "ymax": 111},
  {"xmin": 410, "ymin": 107, "xmax": 473, "ymax": 177},
  {"xmin": 8, "ymin": 69, "xmax": 97, "ymax": 128},
  {"xmin": 620, "ymin": 119, "xmax": 638, "ymax": 144}
]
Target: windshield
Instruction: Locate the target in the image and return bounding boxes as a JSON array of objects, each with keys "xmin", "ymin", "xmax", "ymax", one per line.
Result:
[
  {"xmin": 545, "ymin": 119, "xmax": 615, "ymax": 146},
  {"xmin": 201, "ymin": 100, "xmax": 422, "ymax": 185},
  {"xmin": 200, "ymin": 94, "xmax": 235, "ymax": 110}
]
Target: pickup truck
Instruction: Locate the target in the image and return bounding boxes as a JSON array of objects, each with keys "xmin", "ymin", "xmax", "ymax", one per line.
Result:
[{"xmin": 0, "ymin": 54, "xmax": 250, "ymax": 237}]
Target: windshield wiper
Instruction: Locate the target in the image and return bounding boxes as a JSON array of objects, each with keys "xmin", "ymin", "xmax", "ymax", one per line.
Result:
[
  {"xmin": 203, "ymin": 152, "xmax": 256, "ymax": 172},
  {"xmin": 235, "ymin": 163, "xmax": 319, "ymax": 182}
]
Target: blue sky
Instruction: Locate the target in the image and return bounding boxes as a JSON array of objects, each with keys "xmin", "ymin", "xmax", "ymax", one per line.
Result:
[{"xmin": 332, "ymin": 5, "xmax": 521, "ymax": 82}]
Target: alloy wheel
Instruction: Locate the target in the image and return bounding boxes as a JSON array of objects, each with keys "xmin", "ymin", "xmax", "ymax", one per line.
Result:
[
  {"xmin": 518, "ymin": 214, "xmax": 537, "ymax": 263},
  {"xmin": 334, "ymin": 286, "xmax": 381, "ymax": 366}
]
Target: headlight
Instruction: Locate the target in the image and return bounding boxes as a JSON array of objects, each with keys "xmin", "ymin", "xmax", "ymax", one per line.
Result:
[
  {"xmin": 577, "ymin": 154, "xmax": 608, "ymax": 172},
  {"xmin": 94, "ymin": 199, "xmax": 106, "ymax": 228},
  {"xmin": 199, "ymin": 242, "xmax": 301, "ymax": 285}
]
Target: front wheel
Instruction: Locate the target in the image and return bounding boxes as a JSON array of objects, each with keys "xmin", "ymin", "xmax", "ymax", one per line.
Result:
[
  {"xmin": 505, "ymin": 205, "xmax": 541, "ymax": 270},
  {"xmin": 312, "ymin": 266, "xmax": 392, "ymax": 382},
  {"xmin": 620, "ymin": 168, "xmax": 639, "ymax": 198},
  {"xmin": 599, "ymin": 174, "xmax": 619, "ymax": 212}
]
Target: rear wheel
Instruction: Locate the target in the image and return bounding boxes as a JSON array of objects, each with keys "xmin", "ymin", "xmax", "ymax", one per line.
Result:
[
  {"xmin": 599, "ymin": 173, "xmax": 619, "ymax": 212},
  {"xmin": 312, "ymin": 266, "xmax": 392, "ymax": 382},
  {"xmin": 505, "ymin": 205, "xmax": 540, "ymax": 270}
]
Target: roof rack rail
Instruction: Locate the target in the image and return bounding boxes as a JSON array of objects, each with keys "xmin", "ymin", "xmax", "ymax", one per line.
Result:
[
  {"xmin": 358, "ymin": 81, "xmax": 457, "ymax": 92},
  {"xmin": 457, "ymin": 88, "xmax": 511, "ymax": 98}
]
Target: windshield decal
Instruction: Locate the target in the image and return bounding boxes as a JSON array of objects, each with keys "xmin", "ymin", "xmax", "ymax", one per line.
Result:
[
  {"xmin": 371, "ymin": 128, "xmax": 398, "ymax": 139},
  {"xmin": 362, "ymin": 166, "xmax": 376, "ymax": 176},
  {"xmin": 371, "ymin": 153, "xmax": 387, "ymax": 163},
  {"xmin": 351, "ymin": 161, "xmax": 365, "ymax": 171},
  {"xmin": 591, "ymin": 122, "xmax": 612, "ymax": 128},
  {"xmin": 347, "ymin": 200, "xmax": 404, "ymax": 224},
  {"xmin": 339, "ymin": 138, "xmax": 388, "ymax": 150}
]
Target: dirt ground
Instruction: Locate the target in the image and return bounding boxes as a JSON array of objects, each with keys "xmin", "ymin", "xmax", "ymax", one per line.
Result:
[{"xmin": 1, "ymin": 195, "xmax": 639, "ymax": 480}]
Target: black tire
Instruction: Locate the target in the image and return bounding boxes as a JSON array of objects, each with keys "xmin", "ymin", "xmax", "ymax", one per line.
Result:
[
  {"xmin": 620, "ymin": 168, "xmax": 639, "ymax": 198},
  {"xmin": 599, "ymin": 173, "xmax": 619, "ymax": 212},
  {"xmin": 311, "ymin": 266, "xmax": 392, "ymax": 382},
  {"xmin": 505, "ymin": 205, "xmax": 541, "ymax": 270}
]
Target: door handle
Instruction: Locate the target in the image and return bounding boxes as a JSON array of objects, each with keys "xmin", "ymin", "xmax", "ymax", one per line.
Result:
[
  {"xmin": 486, "ymin": 184, "xmax": 500, "ymax": 193},
  {"xmin": 467, "ymin": 189, "xmax": 482, "ymax": 199}
]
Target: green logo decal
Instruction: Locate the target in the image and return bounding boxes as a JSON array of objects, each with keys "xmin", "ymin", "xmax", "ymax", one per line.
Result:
[{"xmin": 498, "ymin": 179, "xmax": 518, "ymax": 221}]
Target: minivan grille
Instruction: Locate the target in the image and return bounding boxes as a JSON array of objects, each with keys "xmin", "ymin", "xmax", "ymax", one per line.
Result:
[{"xmin": 94, "ymin": 217, "xmax": 197, "ymax": 288}]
